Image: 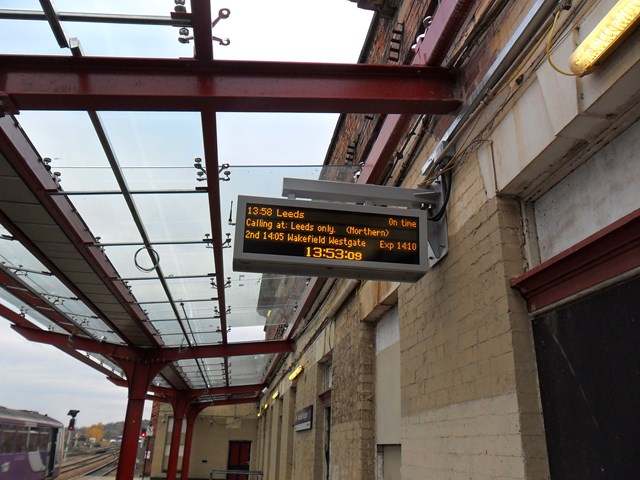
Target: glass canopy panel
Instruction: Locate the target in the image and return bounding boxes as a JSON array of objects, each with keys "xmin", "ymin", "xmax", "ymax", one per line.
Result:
[
  {"xmin": 0, "ymin": 0, "xmax": 375, "ymax": 395},
  {"xmin": 216, "ymin": 113, "xmax": 341, "ymax": 166},
  {"xmin": 138, "ymin": 299, "xmax": 217, "ymax": 322},
  {"xmin": 98, "ymin": 245, "xmax": 156, "ymax": 280},
  {"xmin": 176, "ymin": 358, "xmax": 226, "ymax": 389},
  {"xmin": 1, "ymin": 1, "xmax": 373, "ymax": 61},
  {"xmin": 2, "ymin": 0, "xmax": 40, "ymax": 7},
  {"xmin": 210, "ymin": 1, "xmax": 374, "ymax": 63},
  {"xmin": 133, "ymin": 194, "xmax": 211, "ymax": 242},
  {"xmin": 65, "ymin": 195, "xmax": 143, "ymax": 245},
  {"xmin": 9, "ymin": 111, "xmax": 121, "ymax": 191},
  {"xmin": 227, "ymin": 325, "xmax": 266, "ymax": 343},
  {"xmin": 0, "ymin": 233, "xmax": 50, "ymax": 273},
  {"xmin": 201, "ymin": 357, "xmax": 225, "ymax": 370},
  {"xmin": 0, "ymin": 19, "xmax": 66, "ymax": 55},
  {"xmin": 148, "ymin": 319, "xmax": 184, "ymax": 336},
  {"xmin": 166, "ymin": 276, "xmax": 216, "ymax": 302},
  {"xmin": 100, "ymin": 243, "xmax": 213, "ymax": 280},
  {"xmin": 85, "ymin": 353, "xmax": 125, "ymax": 379},
  {"xmin": 0, "ymin": 229, "xmax": 124, "ymax": 343},
  {"xmin": 126, "ymin": 277, "xmax": 216, "ymax": 306},
  {"xmin": 141, "ymin": 243, "xmax": 213, "ymax": 279},
  {"xmin": 228, "ymin": 354, "xmax": 271, "ymax": 386},
  {"xmin": 0, "ymin": 287, "xmax": 64, "ymax": 334},
  {"xmin": 59, "ymin": 22, "xmax": 183, "ymax": 58},
  {"xmin": 96, "ymin": 111, "xmax": 204, "ymax": 191},
  {"xmin": 16, "ymin": 274, "xmax": 124, "ymax": 344},
  {"xmin": 147, "ymin": 314, "xmax": 223, "ymax": 344},
  {"xmin": 55, "ymin": 1, "xmax": 171, "ymax": 15}
]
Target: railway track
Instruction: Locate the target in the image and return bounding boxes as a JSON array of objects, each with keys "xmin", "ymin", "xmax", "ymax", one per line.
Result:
[
  {"xmin": 59, "ymin": 450, "xmax": 119, "ymax": 480},
  {"xmin": 80, "ymin": 456, "xmax": 119, "ymax": 477}
]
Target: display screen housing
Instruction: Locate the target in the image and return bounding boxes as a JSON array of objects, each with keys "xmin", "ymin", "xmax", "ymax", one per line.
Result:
[{"xmin": 233, "ymin": 195, "xmax": 428, "ymax": 282}]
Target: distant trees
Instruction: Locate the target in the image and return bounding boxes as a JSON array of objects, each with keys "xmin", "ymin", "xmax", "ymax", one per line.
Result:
[
  {"xmin": 76, "ymin": 419, "xmax": 149, "ymax": 445},
  {"xmin": 85, "ymin": 423, "xmax": 105, "ymax": 444},
  {"xmin": 102, "ymin": 421, "xmax": 125, "ymax": 441}
]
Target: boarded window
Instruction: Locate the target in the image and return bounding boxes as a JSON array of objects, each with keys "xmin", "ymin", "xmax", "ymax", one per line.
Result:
[{"xmin": 533, "ymin": 276, "xmax": 640, "ymax": 479}]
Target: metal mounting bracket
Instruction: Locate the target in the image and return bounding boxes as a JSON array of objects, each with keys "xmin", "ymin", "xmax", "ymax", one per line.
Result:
[
  {"xmin": 281, "ymin": 177, "xmax": 448, "ymax": 268},
  {"xmin": 427, "ymin": 212, "xmax": 448, "ymax": 265},
  {"xmin": 282, "ymin": 177, "xmax": 439, "ymax": 208},
  {"xmin": 425, "ymin": 178, "xmax": 448, "ymax": 265}
]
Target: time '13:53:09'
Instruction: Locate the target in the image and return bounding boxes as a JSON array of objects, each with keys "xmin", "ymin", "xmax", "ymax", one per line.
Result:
[{"xmin": 305, "ymin": 247, "xmax": 363, "ymax": 261}]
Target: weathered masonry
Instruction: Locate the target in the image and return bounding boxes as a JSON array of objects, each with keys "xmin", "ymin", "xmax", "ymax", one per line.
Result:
[
  {"xmin": 0, "ymin": 1, "xmax": 638, "ymax": 479},
  {"xmin": 234, "ymin": 1, "xmax": 640, "ymax": 479}
]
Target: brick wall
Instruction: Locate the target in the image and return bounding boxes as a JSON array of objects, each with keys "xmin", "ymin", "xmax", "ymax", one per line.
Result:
[
  {"xmin": 286, "ymin": 361, "xmax": 324, "ymax": 480},
  {"xmin": 256, "ymin": 1, "xmax": 553, "ymax": 479},
  {"xmin": 330, "ymin": 299, "xmax": 376, "ymax": 480},
  {"xmin": 398, "ymin": 151, "xmax": 548, "ymax": 479}
]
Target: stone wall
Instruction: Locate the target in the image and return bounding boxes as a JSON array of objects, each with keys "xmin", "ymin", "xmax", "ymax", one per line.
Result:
[
  {"xmin": 256, "ymin": 1, "xmax": 558, "ymax": 479},
  {"xmin": 330, "ymin": 299, "xmax": 376, "ymax": 480},
  {"xmin": 399, "ymin": 156, "xmax": 547, "ymax": 479}
]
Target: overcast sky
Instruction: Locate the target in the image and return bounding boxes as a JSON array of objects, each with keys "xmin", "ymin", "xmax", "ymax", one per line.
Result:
[{"xmin": 0, "ymin": 0, "xmax": 373, "ymax": 428}]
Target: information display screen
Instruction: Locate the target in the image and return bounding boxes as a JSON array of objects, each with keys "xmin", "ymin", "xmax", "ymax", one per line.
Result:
[{"xmin": 233, "ymin": 196, "xmax": 428, "ymax": 282}]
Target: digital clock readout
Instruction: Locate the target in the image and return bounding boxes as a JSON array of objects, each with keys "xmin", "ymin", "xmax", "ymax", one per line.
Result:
[
  {"xmin": 241, "ymin": 202, "xmax": 421, "ymax": 265},
  {"xmin": 233, "ymin": 195, "xmax": 428, "ymax": 282}
]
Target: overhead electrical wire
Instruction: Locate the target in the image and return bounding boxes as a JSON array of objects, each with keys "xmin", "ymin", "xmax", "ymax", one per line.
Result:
[
  {"xmin": 546, "ymin": 10, "xmax": 578, "ymax": 76},
  {"xmin": 422, "ymin": 1, "xmax": 582, "ymax": 190}
]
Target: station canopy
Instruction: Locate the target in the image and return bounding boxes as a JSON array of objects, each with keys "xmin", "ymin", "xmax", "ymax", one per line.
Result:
[{"xmin": 0, "ymin": 1, "xmax": 458, "ymax": 405}]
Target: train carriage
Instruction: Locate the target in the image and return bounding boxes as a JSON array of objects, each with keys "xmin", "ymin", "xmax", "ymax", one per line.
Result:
[{"xmin": 0, "ymin": 406, "xmax": 63, "ymax": 480}]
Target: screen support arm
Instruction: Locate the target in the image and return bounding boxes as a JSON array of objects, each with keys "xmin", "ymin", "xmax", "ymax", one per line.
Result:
[{"xmin": 281, "ymin": 177, "xmax": 448, "ymax": 265}]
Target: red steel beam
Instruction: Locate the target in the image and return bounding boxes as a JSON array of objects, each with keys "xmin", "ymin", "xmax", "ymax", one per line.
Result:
[
  {"xmin": 0, "ymin": 116, "xmax": 162, "ymax": 346},
  {"xmin": 198, "ymin": 397, "xmax": 258, "ymax": 406},
  {"xmin": 0, "ymin": 55, "xmax": 460, "ymax": 114},
  {"xmin": 414, "ymin": 0, "xmax": 477, "ymax": 67},
  {"xmin": 0, "ymin": 302, "xmax": 133, "ymax": 382},
  {"xmin": 0, "ymin": 211, "xmax": 138, "ymax": 344},
  {"xmin": 189, "ymin": 1, "xmax": 234, "ymax": 389},
  {"xmin": 11, "ymin": 324, "xmax": 292, "ymax": 359},
  {"xmin": 190, "ymin": 0, "xmax": 214, "ymax": 62},
  {"xmin": 186, "ymin": 383, "xmax": 265, "ymax": 397},
  {"xmin": 511, "ymin": 208, "xmax": 640, "ymax": 312},
  {"xmin": 148, "ymin": 339, "xmax": 294, "ymax": 362},
  {"xmin": 0, "ymin": 270, "xmax": 80, "ymax": 331},
  {"xmin": 263, "ymin": 0, "xmax": 474, "ymax": 386},
  {"xmin": 201, "ymin": 112, "xmax": 229, "ymax": 345},
  {"xmin": 11, "ymin": 324, "xmax": 135, "ymax": 358},
  {"xmin": 359, "ymin": 0, "xmax": 475, "ymax": 185},
  {"xmin": 154, "ymin": 383, "xmax": 266, "ymax": 398},
  {"xmin": 155, "ymin": 396, "xmax": 258, "ymax": 407}
]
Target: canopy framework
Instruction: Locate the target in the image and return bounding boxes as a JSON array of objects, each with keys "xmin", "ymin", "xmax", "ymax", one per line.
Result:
[
  {"xmin": 0, "ymin": 0, "xmax": 460, "ymax": 403},
  {"xmin": 0, "ymin": 2, "xmax": 465, "ymax": 478}
]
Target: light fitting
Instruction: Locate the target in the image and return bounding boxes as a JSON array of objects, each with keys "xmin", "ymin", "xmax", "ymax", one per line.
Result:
[
  {"xmin": 288, "ymin": 365, "xmax": 304, "ymax": 381},
  {"xmin": 569, "ymin": 0, "xmax": 640, "ymax": 76}
]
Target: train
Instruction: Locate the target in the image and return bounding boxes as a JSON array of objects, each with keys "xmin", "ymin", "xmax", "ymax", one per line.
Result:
[{"xmin": 0, "ymin": 405, "xmax": 63, "ymax": 480}]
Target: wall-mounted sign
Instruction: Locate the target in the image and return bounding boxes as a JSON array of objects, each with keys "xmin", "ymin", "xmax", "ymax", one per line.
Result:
[
  {"xmin": 294, "ymin": 405, "xmax": 313, "ymax": 432},
  {"xmin": 233, "ymin": 196, "xmax": 428, "ymax": 282}
]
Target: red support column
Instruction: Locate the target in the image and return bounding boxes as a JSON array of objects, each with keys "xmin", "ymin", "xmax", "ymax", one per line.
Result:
[
  {"xmin": 166, "ymin": 396, "xmax": 190, "ymax": 480},
  {"xmin": 116, "ymin": 361, "xmax": 161, "ymax": 480},
  {"xmin": 180, "ymin": 404, "xmax": 208, "ymax": 480}
]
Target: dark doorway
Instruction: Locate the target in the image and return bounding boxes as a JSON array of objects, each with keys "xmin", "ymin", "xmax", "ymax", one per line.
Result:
[
  {"xmin": 533, "ymin": 275, "xmax": 640, "ymax": 479},
  {"xmin": 47, "ymin": 428, "xmax": 59, "ymax": 477},
  {"xmin": 227, "ymin": 440, "xmax": 251, "ymax": 480},
  {"xmin": 324, "ymin": 406, "xmax": 331, "ymax": 480}
]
